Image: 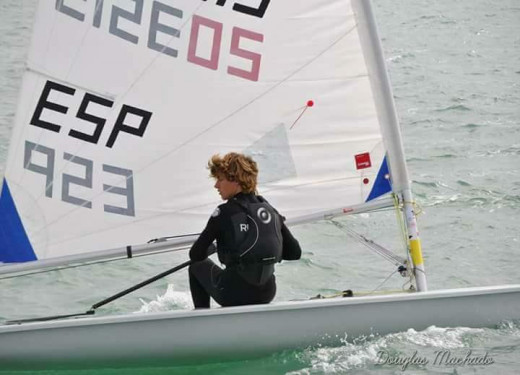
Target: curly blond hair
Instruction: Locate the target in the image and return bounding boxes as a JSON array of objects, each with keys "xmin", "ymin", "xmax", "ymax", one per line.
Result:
[{"xmin": 208, "ymin": 153, "xmax": 258, "ymax": 194}]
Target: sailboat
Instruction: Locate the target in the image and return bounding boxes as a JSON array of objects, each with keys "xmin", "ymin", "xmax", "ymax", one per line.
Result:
[{"xmin": 1, "ymin": 0, "xmax": 519, "ymax": 370}]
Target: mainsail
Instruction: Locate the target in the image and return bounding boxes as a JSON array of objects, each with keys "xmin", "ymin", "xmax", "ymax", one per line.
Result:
[{"xmin": 0, "ymin": 1, "xmax": 403, "ymax": 272}]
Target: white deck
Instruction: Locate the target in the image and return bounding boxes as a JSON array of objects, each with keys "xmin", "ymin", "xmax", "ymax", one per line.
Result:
[{"xmin": 1, "ymin": 285, "xmax": 519, "ymax": 370}]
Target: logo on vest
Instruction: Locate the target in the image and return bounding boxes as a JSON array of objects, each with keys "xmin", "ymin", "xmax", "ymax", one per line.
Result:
[
  {"xmin": 257, "ymin": 207, "xmax": 272, "ymax": 224},
  {"xmin": 240, "ymin": 223, "xmax": 249, "ymax": 232}
]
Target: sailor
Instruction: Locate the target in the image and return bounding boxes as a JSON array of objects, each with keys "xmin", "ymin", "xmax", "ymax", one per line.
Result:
[{"xmin": 188, "ymin": 152, "xmax": 302, "ymax": 308}]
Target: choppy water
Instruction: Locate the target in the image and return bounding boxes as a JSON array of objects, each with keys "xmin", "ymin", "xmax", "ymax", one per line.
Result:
[{"xmin": 1, "ymin": 0, "xmax": 519, "ymax": 374}]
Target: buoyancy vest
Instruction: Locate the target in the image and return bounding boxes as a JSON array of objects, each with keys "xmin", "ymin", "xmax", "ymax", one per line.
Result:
[{"xmin": 218, "ymin": 196, "xmax": 283, "ymax": 285}]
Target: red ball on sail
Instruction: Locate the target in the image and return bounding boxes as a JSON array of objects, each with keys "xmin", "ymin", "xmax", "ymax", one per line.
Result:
[{"xmin": 307, "ymin": 100, "xmax": 314, "ymax": 107}]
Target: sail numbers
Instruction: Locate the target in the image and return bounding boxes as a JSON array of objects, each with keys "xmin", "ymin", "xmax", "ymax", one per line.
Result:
[
  {"xmin": 24, "ymin": 80, "xmax": 144, "ymax": 217},
  {"xmin": 23, "ymin": 141, "xmax": 136, "ymax": 217},
  {"xmin": 56, "ymin": 0, "xmax": 268, "ymax": 81},
  {"xmin": 200, "ymin": 0, "xmax": 270, "ymax": 18},
  {"xmin": 31, "ymin": 80, "xmax": 151, "ymax": 149}
]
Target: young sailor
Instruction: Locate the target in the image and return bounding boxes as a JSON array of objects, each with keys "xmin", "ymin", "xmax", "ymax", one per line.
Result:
[{"xmin": 188, "ymin": 152, "xmax": 301, "ymax": 308}]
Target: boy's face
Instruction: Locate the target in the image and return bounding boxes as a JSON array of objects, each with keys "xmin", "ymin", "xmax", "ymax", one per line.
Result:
[{"xmin": 214, "ymin": 175, "xmax": 241, "ymax": 200}]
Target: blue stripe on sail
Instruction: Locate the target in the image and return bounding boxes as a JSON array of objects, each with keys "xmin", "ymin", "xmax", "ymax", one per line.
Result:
[
  {"xmin": 0, "ymin": 179, "xmax": 37, "ymax": 263},
  {"xmin": 366, "ymin": 157, "xmax": 392, "ymax": 202}
]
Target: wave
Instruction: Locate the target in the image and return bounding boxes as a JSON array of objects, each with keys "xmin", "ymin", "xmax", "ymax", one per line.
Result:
[
  {"xmin": 426, "ymin": 191, "xmax": 520, "ymax": 209},
  {"xmin": 434, "ymin": 104, "xmax": 472, "ymax": 112},
  {"xmin": 287, "ymin": 322, "xmax": 520, "ymax": 374},
  {"xmin": 463, "ymin": 123, "xmax": 484, "ymax": 129},
  {"xmin": 287, "ymin": 325, "xmax": 488, "ymax": 374}
]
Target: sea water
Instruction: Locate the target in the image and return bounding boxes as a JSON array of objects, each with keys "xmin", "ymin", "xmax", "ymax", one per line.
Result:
[{"xmin": 0, "ymin": 0, "xmax": 519, "ymax": 374}]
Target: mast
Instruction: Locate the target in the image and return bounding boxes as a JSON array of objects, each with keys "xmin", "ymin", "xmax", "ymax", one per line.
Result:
[{"xmin": 353, "ymin": 0, "xmax": 427, "ymax": 291}]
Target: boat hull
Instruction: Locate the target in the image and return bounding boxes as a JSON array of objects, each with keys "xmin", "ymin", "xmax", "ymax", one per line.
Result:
[{"xmin": 1, "ymin": 285, "xmax": 519, "ymax": 369}]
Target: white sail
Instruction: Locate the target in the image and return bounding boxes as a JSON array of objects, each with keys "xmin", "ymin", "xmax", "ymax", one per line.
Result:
[
  {"xmin": 6, "ymin": 3, "xmax": 520, "ymax": 372},
  {"xmin": 0, "ymin": 0, "xmax": 394, "ymax": 265}
]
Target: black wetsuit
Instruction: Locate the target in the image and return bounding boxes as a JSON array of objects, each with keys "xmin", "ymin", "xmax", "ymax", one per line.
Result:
[{"xmin": 189, "ymin": 192, "xmax": 301, "ymax": 308}]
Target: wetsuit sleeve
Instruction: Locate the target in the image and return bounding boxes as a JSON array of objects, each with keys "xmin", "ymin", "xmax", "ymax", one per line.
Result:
[
  {"xmin": 281, "ymin": 223, "xmax": 302, "ymax": 260},
  {"xmin": 189, "ymin": 216, "xmax": 219, "ymax": 261}
]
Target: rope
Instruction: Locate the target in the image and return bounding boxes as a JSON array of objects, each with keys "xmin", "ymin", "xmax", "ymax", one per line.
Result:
[
  {"xmin": 329, "ymin": 197, "xmax": 418, "ymax": 290},
  {"xmin": 329, "ymin": 219, "xmax": 406, "ymax": 267},
  {"xmin": 404, "ymin": 200, "xmax": 423, "ymax": 216},
  {"xmin": 309, "ymin": 269, "xmax": 414, "ymax": 300},
  {"xmin": 365, "ymin": 269, "xmax": 400, "ymax": 295}
]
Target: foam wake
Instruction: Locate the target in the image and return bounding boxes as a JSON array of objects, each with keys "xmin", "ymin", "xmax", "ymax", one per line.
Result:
[{"xmin": 135, "ymin": 284, "xmax": 193, "ymax": 313}]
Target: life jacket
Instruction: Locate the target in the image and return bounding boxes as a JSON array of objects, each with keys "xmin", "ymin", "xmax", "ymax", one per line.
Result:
[{"xmin": 218, "ymin": 196, "xmax": 283, "ymax": 285}]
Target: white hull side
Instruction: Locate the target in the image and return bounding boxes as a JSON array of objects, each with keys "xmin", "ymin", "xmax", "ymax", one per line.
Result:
[{"xmin": 1, "ymin": 285, "xmax": 519, "ymax": 369}]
